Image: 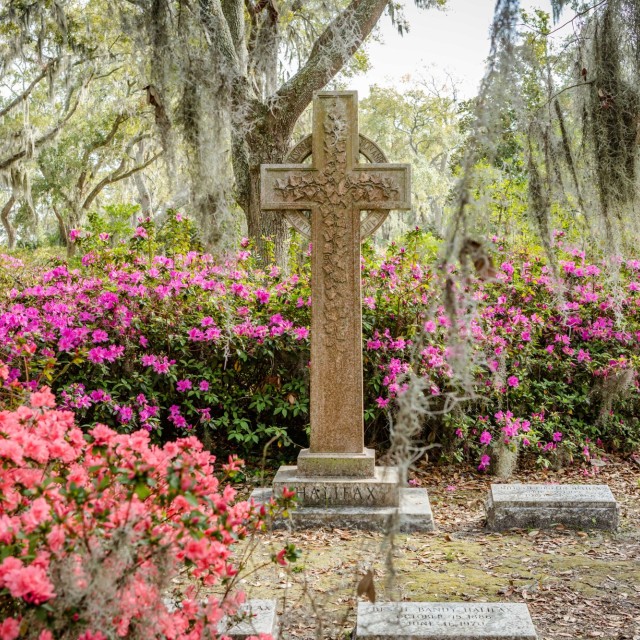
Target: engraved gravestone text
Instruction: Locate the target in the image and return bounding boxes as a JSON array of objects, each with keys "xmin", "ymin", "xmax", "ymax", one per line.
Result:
[
  {"xmin": 492, "ymin": 484, "xmax": 615, "ymax": 501},
  {"xmin": 359, "ymin": 603, "xmax": 537, "ymax": 635}
]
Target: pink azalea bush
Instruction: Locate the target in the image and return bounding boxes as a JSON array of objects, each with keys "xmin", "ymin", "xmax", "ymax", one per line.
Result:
[
  {"xmin": 1, "ymin": 222, "xmax": 639, "ymax": 469},
  {"xmin": 438, "ymin": 234, "xmax": 640, "ymax": 469},
  {"xmin": 0, "ymin": 388, "xmax": 289, "ymax": 639},
  {"xmin": 0, "ymin": 241, "xmax": 314, "ymax": 449}
]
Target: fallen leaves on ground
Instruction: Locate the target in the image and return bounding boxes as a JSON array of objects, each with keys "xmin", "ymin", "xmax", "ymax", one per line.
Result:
[{"xmin": 221, "ymin": 455, "xmax": 640, "ymax": 639}]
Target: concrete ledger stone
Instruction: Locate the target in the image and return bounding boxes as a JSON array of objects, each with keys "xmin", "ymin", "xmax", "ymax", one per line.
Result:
[
  {"xmin": 219, "ymin": 599, "xmax": 279, "ymax": 639},
  {"xmin": 297, "ymin": 447, "xmax": 376, "ymax": 477},
  {"xmin": 356, "ymin": 602, "xmax": 538, "ymax": 640},
  {"xmin": 485, "ymin": 483, "xmax": 619, "ymax": 531},
  {"xmin": 251, "ymin": 486, "xmax": 435, "ymax": 532}
]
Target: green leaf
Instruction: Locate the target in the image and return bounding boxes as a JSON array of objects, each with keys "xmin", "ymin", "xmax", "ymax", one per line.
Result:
[
  {"xmin": 135, "ymin": 483, "xmax": 151, "ymax": 500},
  {"xmin": 184, "ymin": 492, "xmax": 199, "ymax": 507}
]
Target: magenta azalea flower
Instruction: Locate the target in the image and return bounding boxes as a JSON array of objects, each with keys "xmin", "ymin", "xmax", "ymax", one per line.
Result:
[
  {"xmin": 478, "ymin": 454, "xmax": 491, "ymax": 471},
  {"xmin": 254, "ymin": 288, "xmax": 270, "ymax": 304},
  {"xmin": 507, "ymin": 375, "xmax": 519, "ymax": 388},
  {"xmin": 176, "ymin": 379, "xmax": 192, "ymax": 392},
  {"xmin": 294, "ymin": 327, "xmax": 309, "ymax": 340},
  {"xmin": 91, "ymin": 330, "xmax": 108, "ymax": 344}
]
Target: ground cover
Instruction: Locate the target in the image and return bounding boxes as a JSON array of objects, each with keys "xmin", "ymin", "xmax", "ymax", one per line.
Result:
[{"xmin": 205, "ymin": 457, "xmax": 640, "ymax": 639}]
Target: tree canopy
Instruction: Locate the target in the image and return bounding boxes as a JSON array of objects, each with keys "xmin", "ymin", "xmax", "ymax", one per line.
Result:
[{"xmin": 2, "ymin": 0, "xmax": 640, "ymax": 263}]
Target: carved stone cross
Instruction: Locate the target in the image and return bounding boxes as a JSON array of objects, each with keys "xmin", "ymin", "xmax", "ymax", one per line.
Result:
[{"xmin": 261, "ymin": 91, "xmax": 411, "ymax": 477}]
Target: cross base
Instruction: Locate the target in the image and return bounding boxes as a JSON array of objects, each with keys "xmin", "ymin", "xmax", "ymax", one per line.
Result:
[
  {"xmin": 251, "ymin": 485, "xmax": 435, "ymax": 533},
  {"xmin": 297, "ymin": 448, "xmax": 376, "ymax": 478},
  {"xmin": 273, "ymin": 465, "xmax": 399, "ymax": 507},
  {"xmin": 254, "ymin": 458, "xmax": 436, "ymax": 532}
]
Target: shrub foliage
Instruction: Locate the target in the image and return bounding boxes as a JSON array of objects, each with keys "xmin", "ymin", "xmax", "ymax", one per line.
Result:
[
  {"xmin": 0, "ymin": 388, "xmax": 293, "ymax": 639},
  {"xmin": 1, "ymin": 222, "xmax": 639, "ymax": 468}
]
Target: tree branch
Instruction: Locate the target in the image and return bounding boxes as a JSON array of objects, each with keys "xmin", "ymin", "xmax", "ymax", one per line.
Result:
[
  {"xmin": 52, "ymin": 204, "xmax": 69, "ymax": 245},
  {"xmin": 76, "ymin": 113, "xmax": 129, "ymax": 194},
  {"xmin": 1, "ymin": 194, "xmax": 17, "ymax": 249},
  {"xmin": 198, "ymin": 0, "xmax": 241, "ymax": 74},
  {"xmin": 222, "ymin": 0, "xmax": 247, "ymax": 70},
  {"xmin": 198, "ymin": 0, "xmax": 256, "ymax": 106},
  {"xmin": 273, "ymin": 0, "xmax": 389, "ymax": 126},
  {"xmin": 0, "ymin": 85, "xmax": 82, "ymax": 172},
  {"xmin": 81, "ymin": 151, "xmax": 163, "ymax": 212},
  {"xmin": 0, "ymin": 59, "xmax": 58, "ymax": 120},
  {"xmin": 78, "ymin": 113, "xmax": 129, "ymax": 184}
]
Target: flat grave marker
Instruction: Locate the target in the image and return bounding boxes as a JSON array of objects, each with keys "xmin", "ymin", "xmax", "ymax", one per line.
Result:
[
  {"xmin": 219, "ymin": 599, "xmax": 279, "ymax": 639},
  {"xmin": 485, "ymin": 483, "xmax": 619, "ymax": 531},
  {"xmin": 356, "ymin": 602, "xmax": 538, "ymax": 639}
]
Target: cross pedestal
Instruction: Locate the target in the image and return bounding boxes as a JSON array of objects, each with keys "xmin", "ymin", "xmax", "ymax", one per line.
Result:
[{"xmin": 253, "ymin": 92, "xmax": 434, "ymax": 531}]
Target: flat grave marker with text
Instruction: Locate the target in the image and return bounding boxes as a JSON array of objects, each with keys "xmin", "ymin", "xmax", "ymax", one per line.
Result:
[
  {"xmin": 356, "ymin": 602, "xmax": 538, "ymax": 640},
  {"xmin": 485, "ymin": 483, "xmax": 619, "ymax": 531},
  {"xmin": 219, "ymin": 599, "xmax": 279, "ymax": 639}
]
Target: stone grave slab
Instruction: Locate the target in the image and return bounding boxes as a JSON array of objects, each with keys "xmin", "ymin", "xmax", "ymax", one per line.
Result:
[
  {"xmin": 251, "ymin": 486, "xmax": 434, "ymax": 532},
  {"xmin": 485, "ymin": 483, "xmax": 619, "ymax": 531},
  {"xmin": 356, "ymin": 602, "xmax": 538, "ymax": 640},
  {"xmin": 219, "ymin": 599, "xmax": 279, "ymax": 639},
  {"xmin": 297, "ymin": 447, "xmax": 376, "ymax": 478}
]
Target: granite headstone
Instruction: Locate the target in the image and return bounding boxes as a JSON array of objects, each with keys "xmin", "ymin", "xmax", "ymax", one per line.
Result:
[{"xmin": 485, "ymin": 483, "xmax": 619, "ymax": 531}]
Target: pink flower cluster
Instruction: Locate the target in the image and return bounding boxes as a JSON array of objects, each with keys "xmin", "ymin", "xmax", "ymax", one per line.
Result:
[
  {"xmin": 364, "ymin": 242, "xmax": 640, "ymax": 469},
  {"xmin": 2, "ymin": 234, "xmax": 640, "ymax": 470},
  {"xmin": 0, "ymin": 389, "xmax": 276, "ymax": 640}
]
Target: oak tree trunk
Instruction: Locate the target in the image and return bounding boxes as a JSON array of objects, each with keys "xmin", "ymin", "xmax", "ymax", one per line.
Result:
[
  {"xmin": 235, "ymin": 116, "xmax": 292, "ymax": 268},
  {"xmin": 207, "ymin": 0, "xmax": 391, "ymax": 266},
  {"xmin": 1, "ymin": 195, "xmax": 16, "ymax": 250}
]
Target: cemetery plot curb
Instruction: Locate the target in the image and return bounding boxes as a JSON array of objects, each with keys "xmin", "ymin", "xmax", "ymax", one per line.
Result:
[
  {"xmin": 356, "ymin": 602, "xmax": 538, "ymax": 640},
  {"xmin": 485, "ymin": 483, "xmax": 619, "ymax": 531}
]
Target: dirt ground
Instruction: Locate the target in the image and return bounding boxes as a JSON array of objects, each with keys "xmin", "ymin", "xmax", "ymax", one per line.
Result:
[{"xmin": 194, "ymin": 457, "xmax": 640, "ymax": 639}]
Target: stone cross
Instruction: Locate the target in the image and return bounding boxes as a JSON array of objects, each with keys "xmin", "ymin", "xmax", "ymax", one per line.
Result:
[{"xmin": 261, "ymin": 91, "xmax": 411, "ymax": 475}]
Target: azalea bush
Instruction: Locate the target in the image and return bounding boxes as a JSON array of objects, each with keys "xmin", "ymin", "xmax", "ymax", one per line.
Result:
[
  {"xmin": 0, "ymin": 387, "xmax": 292, "ymax": 639},
  {"xmin": 0, "ymin": 217, "xmax": 639, "ymax": 470},
  {"xmin": 436, "ymin": 233, "xmax": 640, "ymax": 469},
  {"xmin": 0, "ymin": 227, "xmax": 315, "ymax": 452}
]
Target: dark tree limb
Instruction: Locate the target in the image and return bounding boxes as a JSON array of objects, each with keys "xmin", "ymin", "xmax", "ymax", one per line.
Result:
[
  {"xmin": 273, "ymin": 0, "xmax": 390, "ymax": 126},
  {"xmin": 198, "ymin": 0, "xmax": 256, "ymax": 106},
  {"xmin": 198, "ymin": 0, "xmax": 241, "ymax": 73},
  {"xmin": 133, "ymin": 140, "xmax": 153, "ymax": 215},
  {"xmin": 1, "ymin": 194, "xmax": 17, "ymax": 249},
  {"xmin": 0, "ymin": 86, "xmax": 82, "ymax": 172},
  {"xmin": 76, "ymin": 113, "xmax": 129, "ymax": 192},
  {"xmin": 81, "ymin": 150, "xmax": 163, "ymax": 212},
  {"xmin": 52, "ymin": 204, "xmax": 69, "ymax": 246},
  {"xmin": 222, "ymin": 0, "xmax": 247, "ymax": 67},
  {"xmin": 0, "ymin": 58, "xmax": 59, "ymax": 120}
]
